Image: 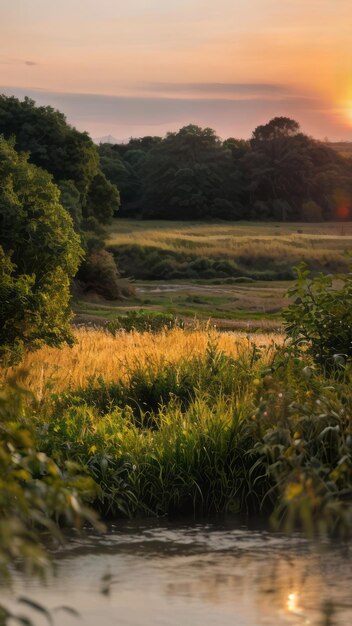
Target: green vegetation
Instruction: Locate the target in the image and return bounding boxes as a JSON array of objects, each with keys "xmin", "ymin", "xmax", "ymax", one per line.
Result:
[
  {"xmin": 0, "ymin": 382, "xmax": 101, "ymax": 587},
  {"xmin": 0, "ymin": 95, "xmax": 128, "ymax": 303},
  {"xmin": 0, "ymin": 95, "xmax": 118, "ymax": 224},
  {"xmin": 30, "ymin": 335, "xmax": 351, "ymax": 537},
  {"xmin": 99, "ymin": 117, "xmax": 352, "ymax": 221},
  {"xmin": 106, "ymin": 309, "xmax": 184, "ymax": 333},
  {"xmin": 284, "ymin": 263, "xmax": 352, "ymax": 369},
  {"xmin": 107, "ymin": 219, "xmax": 352, "ymax": 281},
  {"xmin": 0, "ymin": 138, "xmax": 83, "ymax": 363}
]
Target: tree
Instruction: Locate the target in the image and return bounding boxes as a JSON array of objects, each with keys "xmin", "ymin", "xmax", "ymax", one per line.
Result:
[
  {"xmin": 0, "ymin": 138, "xmax": 83, "ymax": 362},
  {"xmin": 251, "ymin": 117, "xmax": 300, "ymax": 143},
  {"xmin": 58, "ymin": 179, "xmax": 83, "ymax": 228},
  {"xmin": 98, "ymin": 140, "xmax": 164, "ymax": 215},
  {"xmin": 141, "ymin": 125, "xmax": 236, "ymax": 219},
  {"xmin": 244, "ymin": 117, "xmax": 351, "ymax": 220},
  {"xmin": 0, "ymin": 95, "xmax": 120, "ymax": 228},
  {"xmin": 84, "ymin": 171, "xmax": 120, "ymax": 223}
]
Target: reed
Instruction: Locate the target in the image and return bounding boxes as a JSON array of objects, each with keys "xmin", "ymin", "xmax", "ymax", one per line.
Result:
[{"xmin": 1, "ymin": 327, "xmax": 281, "ymax": 398}]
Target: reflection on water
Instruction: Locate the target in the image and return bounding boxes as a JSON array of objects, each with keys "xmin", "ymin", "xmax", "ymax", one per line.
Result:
[{"xmin": 2, "ymin": 520, "xmax": 351, "ymax": 626}]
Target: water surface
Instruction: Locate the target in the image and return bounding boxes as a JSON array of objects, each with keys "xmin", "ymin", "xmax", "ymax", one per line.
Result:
[{"xmin": 4, "ymin": 520, "xmax": 352, "ymax": 626}]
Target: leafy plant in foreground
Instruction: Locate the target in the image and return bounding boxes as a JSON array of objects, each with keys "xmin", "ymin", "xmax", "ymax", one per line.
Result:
[
  {"xmin": 283, "ymin": 262, "xmax": 352, "ymax": 369},
  {"xmin": 0, "ymin": 382, "xmax": 101, "ymax": 584}
]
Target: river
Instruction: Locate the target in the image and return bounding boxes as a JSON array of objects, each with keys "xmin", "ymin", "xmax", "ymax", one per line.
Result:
[{"xmin": 3, "ymin": 520, "xmax": 352, "ymax": 626}]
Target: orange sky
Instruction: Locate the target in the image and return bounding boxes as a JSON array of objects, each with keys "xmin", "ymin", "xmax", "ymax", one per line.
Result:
[{"xmin": 1, "ymin": 0, "xmax": 352, "ymax": 140}]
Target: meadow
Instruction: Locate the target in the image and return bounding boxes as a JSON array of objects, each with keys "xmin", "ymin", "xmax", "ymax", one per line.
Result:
[
  {"xmin": 107, "ymin": 219, "xmax": 352, "ymax": 281},
  {"xmin": 74, "ymin": 219, "xmax": 352, "ymax": 330},
  {"xmin": 2, "ymin": 327, "xmax": 279, "ymax": 397},
  {"xmin": 3, "ymin": 326, "xmax": 351, "ymax": 536}
]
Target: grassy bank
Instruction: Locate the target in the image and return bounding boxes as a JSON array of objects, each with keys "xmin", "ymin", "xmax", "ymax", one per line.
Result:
[
  {"xmin": 107, "ymin": 219, "xmax": 352, "ymax": 281},
  {"xmin": 3, "ymin": 327, "xmax": 351, "ymax": 536},
  {"xmin": 73, "ymin": 280, "xmax": 287, "ymax": 331}
]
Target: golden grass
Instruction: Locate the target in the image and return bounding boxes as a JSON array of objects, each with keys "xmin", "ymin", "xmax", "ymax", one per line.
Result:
[
  {"xmin": 107, "ymin": 219, "xmax": 352, "ymax": 264},
  {"xmin": 1, "ymin": 327, "xmax": 283, "ymax": 399}
]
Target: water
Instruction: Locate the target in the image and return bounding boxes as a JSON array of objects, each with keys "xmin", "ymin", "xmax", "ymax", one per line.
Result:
[{"xmin": 3, "ymin": 520, "xmax": 352, "ymax": 626}]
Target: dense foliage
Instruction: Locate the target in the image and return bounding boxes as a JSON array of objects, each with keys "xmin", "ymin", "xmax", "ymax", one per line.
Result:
[
  {"xmin": 0, "ymin": 95, "xmax": 129, "ymax": 308},
  {"xmin": 0, "ymin": 382, "xmax": 101, "ymax": 591},
  {"xmin": 0, "ymin": 138, "xmax": 83, "ymax": 362},
  {"xmin": 0, "ymin": 95, "xmax": 119, "ymax": 225},
  {"xmin": 30, "ymin": 336, "xmax": 351, "ymax": 537},
  {"xmin": 284, "ymin": 262, "xmax": 352, "ymax": 368},
  {"xmin": 99, "ymin": 117, "xmax": 352, "ymax": 221}
]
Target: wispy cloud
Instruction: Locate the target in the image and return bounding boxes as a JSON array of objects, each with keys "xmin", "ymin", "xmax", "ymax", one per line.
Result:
[
  {"xmin": 1, "ymin": 86, "xmax": 349, "ymax": 141},
  {"xmin": 0, "ymin": 58, "xmax": 38, "ymax": 66},
  {"xmin": 142, "ymin": 83, "xmax": 291, "ymax": 98}
]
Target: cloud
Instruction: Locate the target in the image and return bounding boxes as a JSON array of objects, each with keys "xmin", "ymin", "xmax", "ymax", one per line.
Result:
[
  {"xmin": 142, "ymin": 83, "xmax": 290, "ymax": 98},
  {"xmin": 0, "ymin": 58, "xmax": 37, "ymax": 66},
  {"xmin": 0, "ymin": 86, "xmax": 350, "ymax": 141}
]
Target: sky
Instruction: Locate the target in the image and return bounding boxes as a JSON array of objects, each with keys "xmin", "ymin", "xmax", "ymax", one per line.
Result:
[{"xmin": 1, "ymin": 0, "xmax": 352, "ymax": 141}]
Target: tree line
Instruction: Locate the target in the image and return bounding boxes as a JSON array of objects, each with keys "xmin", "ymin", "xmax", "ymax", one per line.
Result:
[{"xmin": 99, "ymin": 118, "xmax": 352, "ymax": 221}]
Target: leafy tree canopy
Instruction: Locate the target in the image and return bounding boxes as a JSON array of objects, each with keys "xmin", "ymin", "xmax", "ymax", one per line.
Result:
[
  {"xmin": 141, "ymin": 124, "xmax": 240, "ymax": 219},
  {"xmin": 0, "ymin": 95, "xmax": 119, "ymax": 228},
  {"xmin": 0, "ymin": 138, "xmax": 83, "ymax": 362}
]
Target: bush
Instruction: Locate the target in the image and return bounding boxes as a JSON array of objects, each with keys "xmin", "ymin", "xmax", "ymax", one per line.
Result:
[
  {"xmin": 283, "ymin": 262, "xmax": 352, "ymax": 368},
  {"xmin": 0, "ymin": 138, "xmax": 83, "ymax": 363},
  {"xmin": 106, "ymin": 309, "xmax": 184, "ymax": 334},
  {"xmin": 0, "ymin": 382, "xmax": 101, "ymax": 583},
  {"xmin": 77, "ymin": 249, "xmax": 134, "ymax": 299}
]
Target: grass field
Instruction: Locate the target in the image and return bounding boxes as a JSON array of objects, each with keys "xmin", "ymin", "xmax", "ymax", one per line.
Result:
[
  {"xmin": 75, "ymin": 219, "xmax": 352, "ymax": 329},
  {"xmin": 73, "ymin": 280, "xmax": 286, "ymax": 330},
  {"xmin": 2, "ymin": 327, "xmax": 280, "ymax": 397},
  {"xmin": 107, "ymin": 219, "xmax": 352, "ymax": 282},
  {"xmin": 107, "ymin": 219, "xmax": 352, "ymax": 271},
  {"xmin": 3, "ymin": 325, "xmax": 351, "ymax": 533}
]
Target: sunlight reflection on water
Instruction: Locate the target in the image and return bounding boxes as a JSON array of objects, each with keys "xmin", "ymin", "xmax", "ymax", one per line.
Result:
[{"xmin": 2, "ymin": 521, "xmax": 352, "ymax": 626}]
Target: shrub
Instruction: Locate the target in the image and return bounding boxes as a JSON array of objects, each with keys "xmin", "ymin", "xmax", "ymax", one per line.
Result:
[
  {"xmin": 106, "ymin": 309, "xmax": 184, "ymax": 334},
  {"xmin": 283, "ymin": 262, "xmax": 352, "ymax": 368},
  {"xmin": 77, "ymin": 249, "xmax": 134, "ymax": 299}
]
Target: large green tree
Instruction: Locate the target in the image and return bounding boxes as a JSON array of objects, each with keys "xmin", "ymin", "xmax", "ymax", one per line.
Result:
[
  {"xmin": 0, "ymin": 138, "xmax": 83, "ymax": 362},
  {"xmin": 0, "ymin": 95, "xmax": 119, "ymax": 227},
  {"xmin": 98, "ymin": 138, "xmax": 162, "ymax": 215},
  {"xmin": 141, "ymin": 125, "xmax": 239, "ymax": 219},
  {"xmin": 244, "ymin": 117, "xmax": 352, "ymax": 220}
]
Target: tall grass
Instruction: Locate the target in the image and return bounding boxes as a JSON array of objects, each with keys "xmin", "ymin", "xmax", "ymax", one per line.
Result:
[
  {"xmin": 106, "ymin": 220, "xmax": 352, "ymax": 280},
  {"xmin": 1, "ymin": 327, "xmax": 280, "ymax": 398},
  {"xmin": 2, "ymin": 326, "xmax": 350, "ymax": 536}
]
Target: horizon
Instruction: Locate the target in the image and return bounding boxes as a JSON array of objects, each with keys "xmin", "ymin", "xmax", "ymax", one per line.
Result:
[{"xmin": 2, "ymin": 1, "xmax": 352, "ymax": 140}]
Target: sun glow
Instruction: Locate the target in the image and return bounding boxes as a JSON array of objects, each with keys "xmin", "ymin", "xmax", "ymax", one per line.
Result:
[
  {"xmin": 287, "ymin": 592, "xmax": 298, "ymax": 613},
  {"xmin": 286, "ymin": 592, "xmax": 311, "ymax": 625}
]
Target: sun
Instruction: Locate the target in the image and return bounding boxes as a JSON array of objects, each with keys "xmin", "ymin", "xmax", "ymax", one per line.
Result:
[{"xmin": 341, "ymin": 97, "xmax": 352, "ymax": 125}]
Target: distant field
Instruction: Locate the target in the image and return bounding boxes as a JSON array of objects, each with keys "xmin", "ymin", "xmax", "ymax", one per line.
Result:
[
  {"xmin": 107, "ymin": 219, "xmax": 352, "ymax": 281},
  {"xmin": 74, "ymin": 279, "xmax": 286, "ymax": 331},
  {"xmin": 73, "ymin": 219, "xmax": 352, "ymax": 330}
]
